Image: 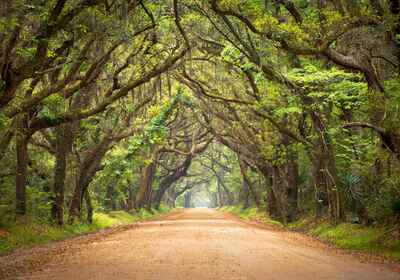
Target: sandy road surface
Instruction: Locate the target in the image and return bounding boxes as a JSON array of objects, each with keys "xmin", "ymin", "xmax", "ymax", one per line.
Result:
[{"xmin": 1, "ymin": 208, "xmax": 399, "ymax": 280}]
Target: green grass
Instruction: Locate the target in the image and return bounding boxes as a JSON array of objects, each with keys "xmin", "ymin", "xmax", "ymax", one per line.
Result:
[
  {"xmin": 219, "ymin": 206, "xmax": 400, "ymax": 261},
  {"xmin": 0, "ymin": 206, "xmax": 171, "ymax": 254},
  {"xmin": 220, "ymin": 205, "xmax": 284, "ymax": 228},
  {"xmin": 304, "ymin": 222, "xmax": 400, "ymax": 260}
]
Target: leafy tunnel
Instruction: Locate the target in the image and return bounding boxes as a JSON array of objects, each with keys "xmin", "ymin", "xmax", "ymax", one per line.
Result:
[{"xmin": 0, "ymin": 0, "xmax": 400, "ymax": 231}]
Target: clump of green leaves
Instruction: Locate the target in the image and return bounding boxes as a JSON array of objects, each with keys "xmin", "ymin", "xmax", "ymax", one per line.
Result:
[{"xmin": 127, "ymin": 89, "xmax": 182, "ymax": 155}]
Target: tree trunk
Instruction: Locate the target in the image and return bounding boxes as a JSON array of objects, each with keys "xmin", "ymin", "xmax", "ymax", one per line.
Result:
[
  {"xmin": 68, "ymin": 188, "xmax": 82, "ymax": 223},
  {"xmin": 68, "ymin": 137, "xmax": 112, "ymax": 224},
  {"xmin": 84, "ymin": 189, "xmax": 93, "ymax": 223},
  {"xmin": 153, "ymin": 156, "xmax": 192, "ymax": 209},
  {"xmin": 51, "ymin": 125, "xmax": 71, "ymax": 225},
  {"xmin": 184, "ymin": 191, "xmax": 191, "ymax": 208},
  {"xmin": 310, "ymin": 111, "xmax": 344, "ymax": 223},
  {"xmin": 271, "ymin": 166, "xmax": 285, "ymax": 222},
  {"xmin": 238, "ymin": 159, "xmax": 261, "ymax": 208},
  {"xmin": 127, "ymin": 184, "xmax": 135, "ymax": 210},
  {"xmin": 216, "ymin": 179, "xmax": 222, "ymax": 207},
  {"xmin": 166, "ymin": 187, "xmax": 177, "ymax": 208},
  {"xmin": 106, "ymin": 181, "xmax": 117, "ymax": 211},
  {"xmin": 135, "ymin": 160, "xmax": 156, "ymax": 209},
  {"xmin": 248, "ymin": 180, "xmax": 261, "ymax": 208},
  {"xmin": 312, "ymin": 154, "xmax": 329, "ymax": 218},
  {"xmin": 240, "ymin": 179, "xmax": 250, "ymax": 209},
  {"xmin": 283, "ymin": 135, "xmax": 299, "ymax": 222},
  {"xmin": 15, "ymin": 114, "xmax": 29, "ymax": 221},
  {"xmin": 267, "ymin": 185, "xmax": 280, "ymax": 220},
  {"xmin": 69, "ymin": 166, "xmax": 103, "ymax": 223},
  {"xmin": 145, "ymin": 185, "xmax": 153, "ymax": 211},
  {"xmin": 153, "ymin": 183, "xmax": 169, "ymax": 210},
  {"xmin": 217, "ymin": 175, "xmax": 234, "ymax": 205}
]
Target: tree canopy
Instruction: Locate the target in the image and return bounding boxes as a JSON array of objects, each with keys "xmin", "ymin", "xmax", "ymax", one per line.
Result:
[{"xmin": 0, "ymin": 0, "xmax": 399, "ymax": 227}]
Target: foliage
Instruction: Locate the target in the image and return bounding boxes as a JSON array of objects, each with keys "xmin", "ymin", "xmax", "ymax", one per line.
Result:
[
  {"xmin": 308, "ymin": 223, "xmax": 400, "ymax": 260},
  {"xmin": 1, "ymin": 0, "xmax": 400, "ymax": 261},
  {"xmin": 220, "ymin": 206, "xmax": 284, "ymax": 228},
  {"xmin": 127, "ymin": 91, "xmax": 182, "ymax": 156}
]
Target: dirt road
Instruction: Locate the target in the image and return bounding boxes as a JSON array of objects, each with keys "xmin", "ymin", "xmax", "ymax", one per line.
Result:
[{"xmin": 1, "ymin": 208, "xmax": 399, "ymax": 280}]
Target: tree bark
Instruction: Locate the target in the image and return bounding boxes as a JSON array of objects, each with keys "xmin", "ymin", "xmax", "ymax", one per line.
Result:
[
  {"xmin": 15, "ymin": 114, "xmax": 29, "ymax": 221},
  {"xmin": 135, "ymin": 160, "xmax": 157, "ymax": 209},
  {"xmin": 68, "ymin": 137, "xmax": 112, "ymax": 224},
  {"xmin": 312, "ymin": 154, "xmax": 329, "ymax": 218},
  {"xmin": 184, "ymin": 191, "xmax": 192, "ymax": 208},
  {"xmin": 238, "ymin": 158, "xmax": 260, "ymax": 208},
  {"xmin": 267, "ymin": 181, "xmax": 280, "ymax": 220},
  {"xmin": 51, "ymin": 125, "xmax": 72, "ymax": 225},
  {"xmin": 240, "ymin": 179, "xmax": 250, "ymax": 209},
  {"xmin": 217, "ymin": 174, "xmax": 234, "ymax": 205},
  {"xmin": 216, "ymin": 178, "xmax": 223, "ymax": 207},
  {"xmin": 84, "ymin": 189, "xmax": 93, "ymax": 224},
  {"xmin": 271, "ymin": 166, "xmax": 285, "ymax": 222},
  {"xmin": 106, "ymin": 180, "xmax": 118, "ymax": 211},
  {"xmin": 153, "ymin": 155, "xmax": 192, "ymax": 209},
  {"xmin": 310, "ymin": 111, "xmax": 344, "ymax": 223},
  {"xmin": 283, "ymin": 135, "xmax": 299, "ymax": 222},
  {"xmin": 127, "ymin": 184, "xmax": 135, "ymax": 210}
]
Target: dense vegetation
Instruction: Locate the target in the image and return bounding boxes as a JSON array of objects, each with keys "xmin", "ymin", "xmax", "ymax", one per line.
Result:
[{"xmin": 1, "ymin": 0, "xmax": 400, "ymax": 248}]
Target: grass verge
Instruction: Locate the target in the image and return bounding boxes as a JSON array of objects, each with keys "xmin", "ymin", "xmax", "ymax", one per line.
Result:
[
  {"xmin": 0, "ymin": 206, "xmax": 170, "ymax": 254},
  {"xmin": 220, "ymin": 206, "xmax": 284, "ymax": 228},
  {"xmin": 220, "ymin": 205, "xmax": 400, "ymax": 261}
]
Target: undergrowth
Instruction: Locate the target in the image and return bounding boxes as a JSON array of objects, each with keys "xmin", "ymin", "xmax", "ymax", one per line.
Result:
[
  {"xmin": 0, "ymin": 206, "xmax": 170, "ymax": 254},
  {"xmin": 220, "ymin": 206, "xmax": 283, "ymax": 228},
  {"xmin": 220, "ymin": 205, "xmax": 400, "ymax": 261},
  {"xmin": 299, "ymin": 222, "xmax": 400, "ymax": 260}
]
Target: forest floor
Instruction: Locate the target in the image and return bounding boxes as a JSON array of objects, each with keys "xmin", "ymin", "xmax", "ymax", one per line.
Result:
[{"xmin": 1, "ymin": 208, "xmax": 400, "ymax": 280}]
